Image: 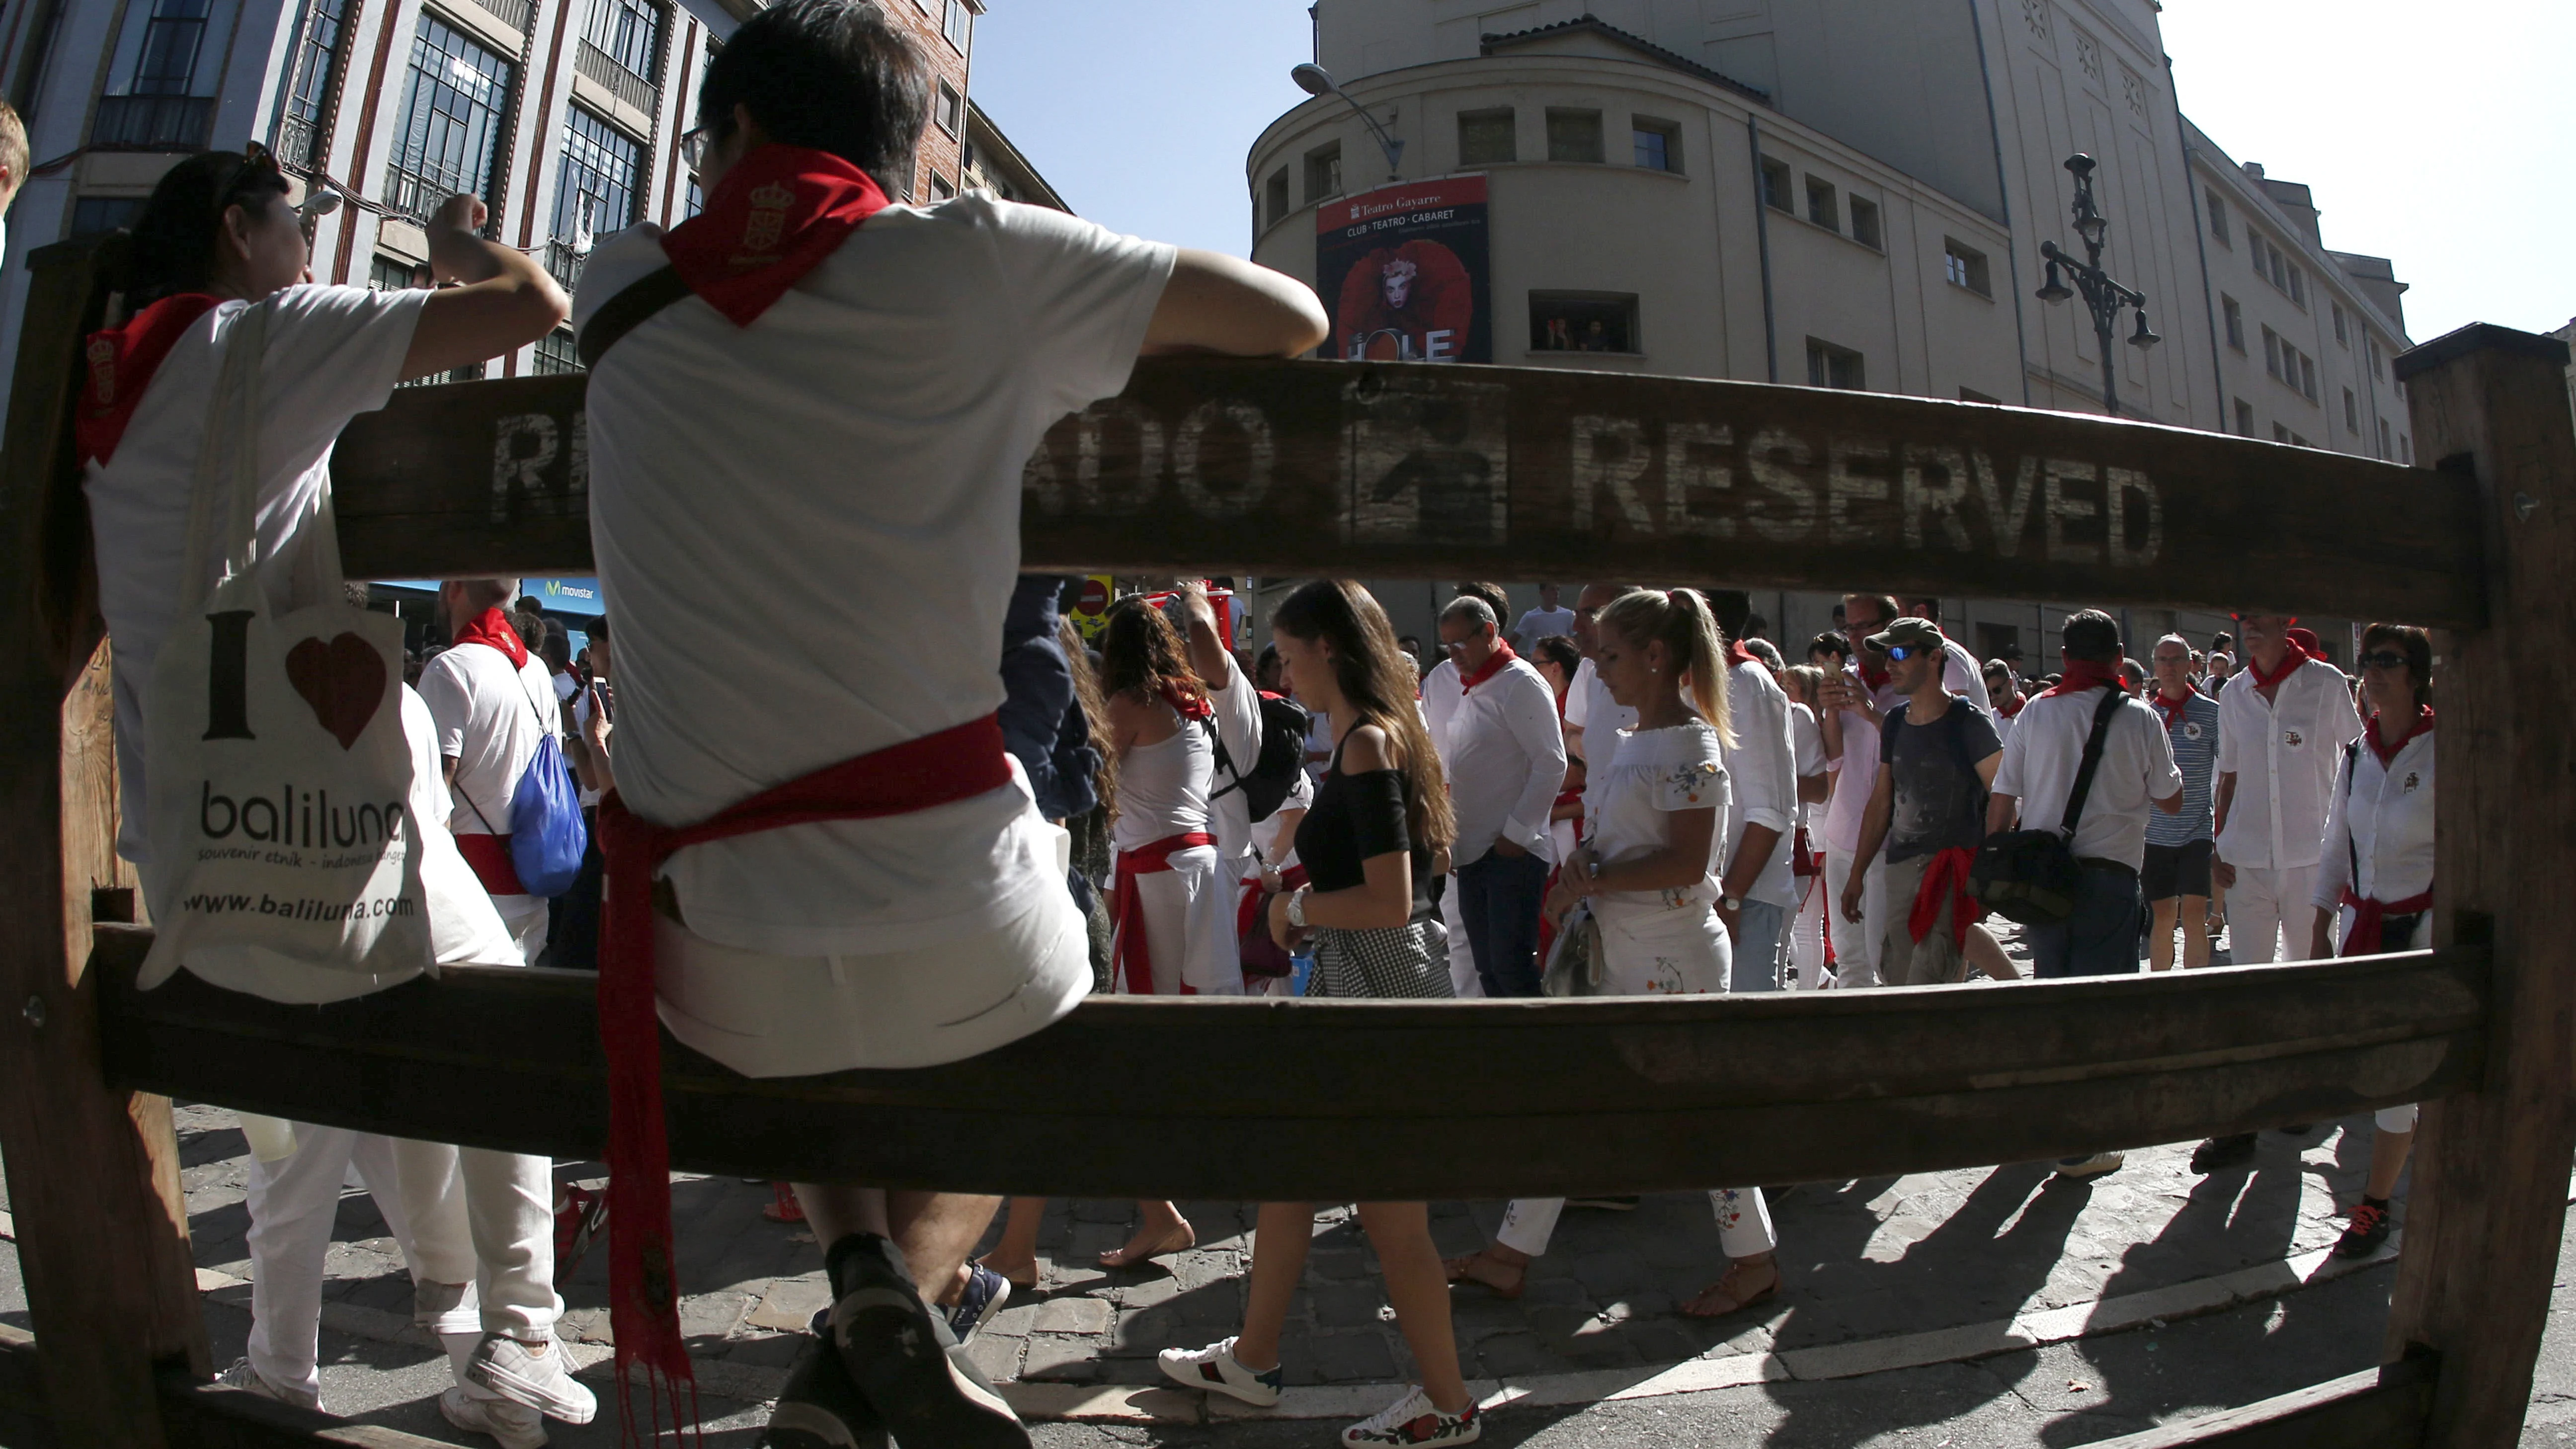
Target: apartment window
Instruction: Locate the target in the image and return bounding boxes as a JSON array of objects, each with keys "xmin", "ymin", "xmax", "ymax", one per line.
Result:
[
  {"xmin": 2290, "ymin": 432, "xmax": 2308, "ymax": 448},
  {"xmin": 1263, "ymin": 166, "xmax": 1289, "ymax": 228},
  {"xmin": 581, "ymin": 0, "xmax": 661, "ymax": 81},
  {"xmin": 385, "ymin": 14, "xmax": 514, "ymax": 217},
  {"xmin": 2368, "ymin": 336, "xmax": 2384, "ymax": 380},
  {"xmin": 368, "ymin": 253, "xmax": 425, "ymax": 291},
  {"xmin": 1942, "ymin": 238, "xmax": 1990, "ymax": 296},
  {"xmin": 2222, "ymin": 295, "xmax": 2244, "ymax": 350},
  {"xmin": 1806, "ymin": 337, "xmax": 1864, "ymax": 390},
  {"xmin": 2206, "ymin": 189, "xmax": 2229, "ymax": 246},
  {"xmin": 553, "ymin": 106, "xmax": 644, "ymax": 243},
  {"xmin": 2262, "ymin": 325, "xmax": 2281, "ymax": 380},
  {"xmin": 131, "ymin": 0, "xmax": 212, "ymax": 96},
  {"xmin": 1530, "ymin": 293, "xmax": 1639, "ymax": 353},
  {"xmin": 1457, "ymin": 108, "xmax": 1515, "ymax": 166},
  {"xmin": 2378, "ymin": 417, "xmax": 2393, "ymax": 459},
  {"xmin": 683, "ymin": 178, "xmax": 702, "ymax": 218},
  {"xmin": 2401, "ymin": 433, "xmax": 2412, "ymax": 464},
  {"xmin": 278, "ymin": 0, "xmax": 350, "ymax": 166},
  {"xmin": 2298, "ymin": 353, "xmax": 2316, "ymax": 401},
  {"xmin": 1848, "ymin": 197, "xmax": 1881, "ymax": 248},
  {"xmin": 533, "ymin": 326, "xmax": 582, "ymax": 376},
  {"xmin": 2344, "ymin": 388, "xmax": 2359, "ymax": 432},
  {"xmin": 1304, "ymin": 143, "xmax": 1341, "ymax": 203},
  {"xmin": 69, "ymin": 196, "xmax": 147, "ymax": 237},
  {"xmin": 1631, "ymin": 117, "xmax": 1679, "ymax": 172},
  {"xmin": 2268, "ymin": 242, "xmax": 2287, "ymax": 291},
  {"xmin": 934, "ymin": 79, "xmax": 962, "ymax": 136},
  {"xmin": 2287, "ymin": 266, "xmax": 2305, "ymax": 309},
  {"xmin": 1805, "ymin": 177, "xmax": 1838, "ymax": 232},
  {"xmin": 2234, "ymin": 398, "xmax": 2254, "ymax": 436},
  {"xmin": 1545, "ymin": 108, "xmax": 1604, "ymax": 163},
  {"xmin": 943, "ymin": 0, "xmax": 973, "ymax": 52},
  {"xmin": 928, "ymin": 171, "xmax": 955, "ymax": 201},
  {"xmin": 2332, "ymin": 303, "xmax": 2348, "ymax": 346},
  {"xmin": 1759, "ymin": 157, "xmax": 1792, "ymax": 212},
  {"xmin": 2273, "ymin": 422, "xmax": 2291, "ymax": 443}
]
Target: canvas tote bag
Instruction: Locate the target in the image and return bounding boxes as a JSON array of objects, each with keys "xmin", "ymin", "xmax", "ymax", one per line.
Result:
[{"xmin": 137, "ymin": 299, "xmax": 438, "ymax": 991}]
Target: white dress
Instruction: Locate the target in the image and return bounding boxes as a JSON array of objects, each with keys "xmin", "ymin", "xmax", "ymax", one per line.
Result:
[{"xmin": 1584, "ymin": 719, "xmax": 1735, "ymax": 995}]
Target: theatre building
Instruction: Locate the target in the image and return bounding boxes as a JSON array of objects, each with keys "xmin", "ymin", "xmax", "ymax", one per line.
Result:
[{"xmin": 1250, "ymin": 0, "xmax": 2418, "ymax": 665}]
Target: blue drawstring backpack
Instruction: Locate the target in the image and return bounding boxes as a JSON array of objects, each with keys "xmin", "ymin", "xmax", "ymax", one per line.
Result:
[{"xmin": 460, "ymin": 668, "xmax": 590, "ymax": 898}]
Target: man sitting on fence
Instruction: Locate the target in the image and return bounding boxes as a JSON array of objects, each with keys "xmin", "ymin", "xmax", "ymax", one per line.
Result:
[{"xmin": 570, "ymin": 1, "xmax": 1327, "ymax": 1442}]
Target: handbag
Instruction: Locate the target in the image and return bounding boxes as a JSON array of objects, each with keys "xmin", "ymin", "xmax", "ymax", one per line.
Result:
[
  {"xmin": 1967, "ymin": 686, "xmax": 2127, "ymax": 927},
  {"xmin": 137, "ymin": 300, "xmax": 452, "ymax": 990},
  {"xmin": 1541, "ymin": 902, "xmax": 1609, "ymax": 997}
]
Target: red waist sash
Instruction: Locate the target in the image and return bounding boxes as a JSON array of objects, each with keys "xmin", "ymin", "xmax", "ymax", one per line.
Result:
[
  {"xmin": 1112, "ymin": 831, "xmax": 1217, "ymax": 995},
  {"xmin": 1906, "ymin": 845, "xmax": 1985, "ymax": 947},
  {"xmin": 595, "ymin": 715, "xmax": 1012, "ymax": 1434},
  {"xmin": 454, "ymin": 831, "xmax": 525, "ymax": 897},
  {"xmin": 2338, "ymin": 884, "xmax": 2432, "ymax": 956}
]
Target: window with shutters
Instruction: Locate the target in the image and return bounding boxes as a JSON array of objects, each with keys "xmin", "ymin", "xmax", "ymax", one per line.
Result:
[
  {"xmin": 1457, "ymin": 109, "xmax": 1515, "ymax": 166},
  {"xmin": 1545, "ymin": 108, "xmax": 1604, "ymax": 163}
]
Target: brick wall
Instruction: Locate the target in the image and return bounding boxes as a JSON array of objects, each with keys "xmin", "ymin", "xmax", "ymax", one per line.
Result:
[{"xmin": 878, "ymin": 0, "xmax": 975, "ymax": 200}]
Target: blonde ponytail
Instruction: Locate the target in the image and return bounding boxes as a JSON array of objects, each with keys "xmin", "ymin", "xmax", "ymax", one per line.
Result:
[{"xmin": 1600, "ymin": 587, "xmax": 1736, "ymax": 748}]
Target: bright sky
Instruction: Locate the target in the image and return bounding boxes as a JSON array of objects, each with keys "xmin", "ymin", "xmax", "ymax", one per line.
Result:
[{"xmin": 971, "ymin": 1, "xmax": 2576, "ymax": 344}]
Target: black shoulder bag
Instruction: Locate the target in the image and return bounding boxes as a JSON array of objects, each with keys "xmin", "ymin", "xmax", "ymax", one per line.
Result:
[{"xmin": 1969, "ymin": 687, "xmax": 2128, "ymax": 926}]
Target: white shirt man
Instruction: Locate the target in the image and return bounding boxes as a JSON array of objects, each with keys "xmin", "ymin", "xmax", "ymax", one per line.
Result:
[
  {"xmin": 1512, "ymin": 585, "xmax": 1579, "ymax": 648},
  {"xmin": 1439, "ymin": 597, "xmax": 1568, "ymax": 997},
  {"xmin": 418, "ymin": 582, "xmax": 565, "ymax": 964},
  {"xmin": 2213, "ymin": 623, "xmax": 2364, "ymax": 964},
  {"xmin": 1718, "ymin": 655, "xmax": 1799, "ymax": 991}
]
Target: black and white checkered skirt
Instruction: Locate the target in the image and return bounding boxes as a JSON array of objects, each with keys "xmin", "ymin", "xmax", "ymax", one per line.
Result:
[{"xmin": 1309, "ymin": 919, "xmax": 1453, "ymax": 1000}]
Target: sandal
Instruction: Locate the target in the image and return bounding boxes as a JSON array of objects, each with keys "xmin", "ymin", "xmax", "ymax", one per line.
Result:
[
  {"xmin": 1099, "ymin": 1221, "xmax": 1196, "ymax": 1270},
  {"xmin": 1442, "ymin": 1248, "xmax": 1527, "ymax": 1300},
  {"xmin": 1680, "ymin": 1260, "xmax": 1780, "ymax": 1319}
]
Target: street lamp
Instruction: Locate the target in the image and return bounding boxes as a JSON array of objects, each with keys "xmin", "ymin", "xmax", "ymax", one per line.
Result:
[
  {"xmin": 1290, "ymin": 63, "xmax": 1404, "ymax": 181},
  {"xmin": 2034, "ymin": 154, "xmax": 2159, "ymax": 416}
]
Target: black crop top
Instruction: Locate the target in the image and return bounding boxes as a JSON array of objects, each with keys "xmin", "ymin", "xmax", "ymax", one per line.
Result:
[{"xmin": 1294, "ymin": 738, "xmax": 1440, "ymax": 924}]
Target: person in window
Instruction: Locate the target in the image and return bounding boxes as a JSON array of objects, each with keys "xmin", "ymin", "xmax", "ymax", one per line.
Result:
[
  {"xmin": 1160, "ymin": 581, "xmax": 1482, "ymax": 1448},
  {"xmin": 78, "ymin": 146, "xmax": 575, "ymax": 1433}
]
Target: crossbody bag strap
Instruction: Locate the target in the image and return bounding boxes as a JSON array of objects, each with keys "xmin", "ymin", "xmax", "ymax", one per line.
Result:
[
  {"xmin": 2056, "ymin": 686, "xmax": 2130, "ymax": 840},
  {"xmin": 2346, "ymin": 737, "xmax": 2363, "ymax": 895},
  {"xmin": 575, "ymin": 263, "xmax": 693, "ymax": 369}
]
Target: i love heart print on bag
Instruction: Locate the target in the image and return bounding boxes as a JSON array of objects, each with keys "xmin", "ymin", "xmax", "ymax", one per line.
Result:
[{"xmin": 138, "ymin": 298, "xmax": 449, "ymax": 992}]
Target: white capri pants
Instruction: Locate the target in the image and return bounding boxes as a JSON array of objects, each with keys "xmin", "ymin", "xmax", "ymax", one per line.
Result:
[
  {"xmin": 2226, "ymin": 863, "xmax": 2321, "ymax": 965},
  {"xmin": 2345, "ymin": 907, "xmax": 2431, "ymax": 1136},
  {"xmin": 1823, "ymin": 845, "xmax": 1887, "ymax": 987},
  {"xmin": 1496, "ymin": 894, "xmax": 1775, "ymax": 1260}
]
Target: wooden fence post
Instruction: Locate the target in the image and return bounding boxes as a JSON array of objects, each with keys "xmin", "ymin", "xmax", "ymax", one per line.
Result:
[
  {"xmin": 2382, "ymin": 323, "xmax": 2576, "ymax": 1446},
  {"xmin": 0, "ymin": 239, "xmax": 207, "ymax": 1442}
]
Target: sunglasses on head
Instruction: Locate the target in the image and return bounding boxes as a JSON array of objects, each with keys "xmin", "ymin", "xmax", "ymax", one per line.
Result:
[{"xmin": 2358, "ymin": 650, "xmax": 2411, "ymax": 671}]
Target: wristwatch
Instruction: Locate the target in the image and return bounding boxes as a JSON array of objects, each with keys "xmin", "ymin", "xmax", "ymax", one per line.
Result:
[
  {"xmin": 1286, "ymin": 886, "xmax": 1311, "ymax": 929},
  {"xmin": 1720, "ymin": 892, "xmax": 1744, "ymax": 912}
]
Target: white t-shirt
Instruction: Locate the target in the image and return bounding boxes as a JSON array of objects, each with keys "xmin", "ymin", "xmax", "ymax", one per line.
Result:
[
  {"xmin": 1203, "ymin": 652, "xmax": 1267, "ymax": 870},
  {"xmin": 84, "ymin": 285, "xmax": 429, "ymax": 864},
  {"xmin": 1721, "ymin": 658, "xmax": 1799, "ymax": 908},
  {"xmin": 1589, "ymin": 720, "xmax": 1733, "ymax": 910},
  {"xmin": 1420, "ymin": 656, "xmax": 1462, "ymax": 751},
  {"xmin": 417, "ymin": 641, "xmax": 563, "ymax": 923},
  {"xmin": 1788, "ymin": 701, "xmax": 1825, "ymax": 838},
  {"xmin": 1992, "ymin": 686, "xmax": 2184, "ymax": 872},
  {"xmin": 1821, "ymin": 662, "xmax": 1883, "ymax": 856},
  {"xmin": 1514, "ymin": 606, "xmax": 1578, "ymax": 643},
  {"xmin": 1564, "ymin": 656, "xmax": 1638, "ymax": 825},
  {"xmin": 577, "ymin": 194, "xmax": 1175, "ymax": 955}
]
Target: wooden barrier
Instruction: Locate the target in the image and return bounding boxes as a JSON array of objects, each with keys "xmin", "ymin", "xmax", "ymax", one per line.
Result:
[{"xmin": 0, "ymin": 228, "xmax": 2567, "ymax": 1448}]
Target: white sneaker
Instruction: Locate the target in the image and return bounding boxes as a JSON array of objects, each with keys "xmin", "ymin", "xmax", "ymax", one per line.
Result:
[
  {"xmin": 2055, "ymin": 1151, "xmax": 2127, "ymax": 1181},
  {"xmin": 465, "ymin": 1334, "xmax": 597, "ymax": 1425},
  {"xmin": 413, "ymin": 1278, "xmax": 481, "ymax": 1337},
  {"xmin": 441, "ymin": 1385, "xmax": 550, "ymax": 1449},
  {"xmin": 1156, "ymin": 1337, "xmax": 1284, "ymax": 1408},
  {"xmin": 215, "ymin": 1358, "xmax": 320, "ymax": 1413},
  {"xmin": 1342, "ymin": 1385, "xmax": 1481, "ymax": 1446}
]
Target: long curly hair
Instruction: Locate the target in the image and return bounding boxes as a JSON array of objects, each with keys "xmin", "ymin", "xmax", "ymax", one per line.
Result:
[
  {"xmin": 1057, "ymin": 614, "xmax": 1116, "ymax": 821},
  {"xmin": 1098, "ymin": 595, "xmax": 1205, "ymax": 711},
  {"xmin": 1272, "ymin": 580, "xmax": 1455, "ymax": 850}
]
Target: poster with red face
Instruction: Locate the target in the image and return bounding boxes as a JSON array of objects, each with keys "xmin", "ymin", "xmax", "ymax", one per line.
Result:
[{"xmin": 1315, "ymin": 176, "xmax": 1493, "ymax": 365}]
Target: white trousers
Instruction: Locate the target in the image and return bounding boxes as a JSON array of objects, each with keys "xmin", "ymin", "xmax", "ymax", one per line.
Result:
[
  {"xmin": 1823, "ymin": 846, "xmax": 1887, "ymax": 987},
  {"xmin": 1121, "ymin": 847, "xmax": 1244, "ymax": 995},
  {"xmin": 1440, "ymin": 880, "xmax": 1485, "ymax": 999},
  {"xmin": 391, "ymin": 1139, "xmax": 563, "ymax": 1340},
  {"xmin": 242, "ymin": 1125, "xmax": 427, "ymax": 1404},
  {"xmin": 2227, "ymin": 863, "xmax": 2321, "ymax": 965},
  {"xmin": 1496, "ymin": 1187, "xmax": 1776, "ymax": 1260},
  {"xmin": 1788, "ymin": 869, "xmax": 1828, "ymax": 989}
]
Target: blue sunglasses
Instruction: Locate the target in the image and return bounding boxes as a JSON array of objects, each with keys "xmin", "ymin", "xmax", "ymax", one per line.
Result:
[{"xmin": 1884, "ymin": 644, "xmax": 1933, "ymax": 662}]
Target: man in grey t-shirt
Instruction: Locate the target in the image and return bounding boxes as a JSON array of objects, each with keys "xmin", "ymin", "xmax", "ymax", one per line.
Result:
[{"xmin": 1841, "ymin": 619, "xmax": 2003, "ymax": 985}]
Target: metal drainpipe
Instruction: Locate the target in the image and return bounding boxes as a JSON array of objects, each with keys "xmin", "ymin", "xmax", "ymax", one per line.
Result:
[
  {"xmin": 1967, "ymin": 0, "xmax": 2032, "ymax": 406},
  {"xmin": 2168, "ymin": 59, "xmax": 2232, "ymax": 432},
  {"xmin": 1747, "ymin": 115, "xmax": 1778, "ymax": 384}
]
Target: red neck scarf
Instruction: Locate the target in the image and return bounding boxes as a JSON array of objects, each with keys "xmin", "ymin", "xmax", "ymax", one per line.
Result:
[
  {"xmin": 1161, "ymin": 683, "xmax": 1212, "ymax": 722},
  {"xmin": 2245, "ymin": 639, "xmax": 2316, "ymax": 692},
  {"xmin": 2151, "ymin": 686, "xmax": 2196, "ymax": 731},
  {"xmin": 452, "ymin": 607, "xmax": 529, "ymax": 669},
  {"xmin": 2039, "ymin": 658, "xmax": 2125, "ymax": 699},
  {"xmin": 1856, "ymin": 657, "xmax": 1890, "ymax": 693},
  {"xmin": 660, "ymin": 144, "xmax": 891, "ymax": 326},
  {"xmin": 1726, "ymin": 637, "xmax": 1760, "ymax": 669},
  {"xmin": 2365, "ymin": 705, "xmax": 2434, "ymax": 768},
  {"xmin": 1994, "ymin": 695, "xmax": 2025, "ymax": 720},
  {"xmin": 595, "ymin": 716, "xmax": 1013, "ymax": 1443},
  {"xmin": 77, "ymin": 293, "xmax": 222, "ymax": 467},
  {"xmin": 1459, "ymin": 639, "xmax": 1519, "ymax": 694}
]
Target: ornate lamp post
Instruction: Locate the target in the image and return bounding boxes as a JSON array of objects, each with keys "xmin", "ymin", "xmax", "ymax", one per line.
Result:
[{"xmin": 2035, "ymin": 154, "xmax": 2160, "ymax": 415}]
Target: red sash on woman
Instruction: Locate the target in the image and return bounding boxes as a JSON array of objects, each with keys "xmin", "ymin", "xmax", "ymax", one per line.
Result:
[
  {"xmin": 1906, "ymin": 845, "xmax": 1986, "ymax": 947},
  {"xmin": 594, "ymin": 715, "xmax": 1012, "ymax": 1438},
  {"xmin": 1112, "ymin": 832, "xmax": 1219, "ymax": 994},
  {"xmin": 1235, "ymin": 863, "xmax": 1311, "ymax": 946},
  {"xmin": 2338, "ymin": 886, "xmax": 2433, "ymax": 956}
]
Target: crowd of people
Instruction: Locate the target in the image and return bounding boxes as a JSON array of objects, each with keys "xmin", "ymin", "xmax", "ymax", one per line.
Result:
[{"xmin": 56, "ymin": 1, "xmax": 2442, "ymax": 1445}]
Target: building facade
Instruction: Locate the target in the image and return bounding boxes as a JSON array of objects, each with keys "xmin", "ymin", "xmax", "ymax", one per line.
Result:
[
  {"xmin": 1250, "ymin": 0, "xmax": 2420, "ymax": 663},
  {"xmin": 0, "ymin": 0, "xmax": 997, "ymax": 379}
]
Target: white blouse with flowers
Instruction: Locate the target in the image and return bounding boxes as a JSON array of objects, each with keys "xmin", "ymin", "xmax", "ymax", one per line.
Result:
[{"xmin": 1586, "ymin": 719, "xmax": 1734, "ymax": 912}]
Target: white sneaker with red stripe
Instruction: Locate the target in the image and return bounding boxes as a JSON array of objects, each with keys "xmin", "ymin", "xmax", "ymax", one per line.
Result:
[{"xmin": 1341, "ymin": 1385, "xmax": 1481, "ymax": 1446}]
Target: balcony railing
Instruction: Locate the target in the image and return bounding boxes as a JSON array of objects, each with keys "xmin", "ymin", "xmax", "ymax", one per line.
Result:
[
  {"xmin": 274, "ymin": 110, "xmax": 321, "ymax": 170},
  {"xmin": 574, "ymin": 41, "xmax": 655, "ymax": 113},
  {"xmin": 466, "ymin": 0, "xmax": 534, "ymax": 31},
  {"xmin": 91, "ymin": 94, "xmax": 216, "ymax": 151},
  {"xmin": 544, "ymin": 240, "xmax": 586, "ymax": 290}
]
